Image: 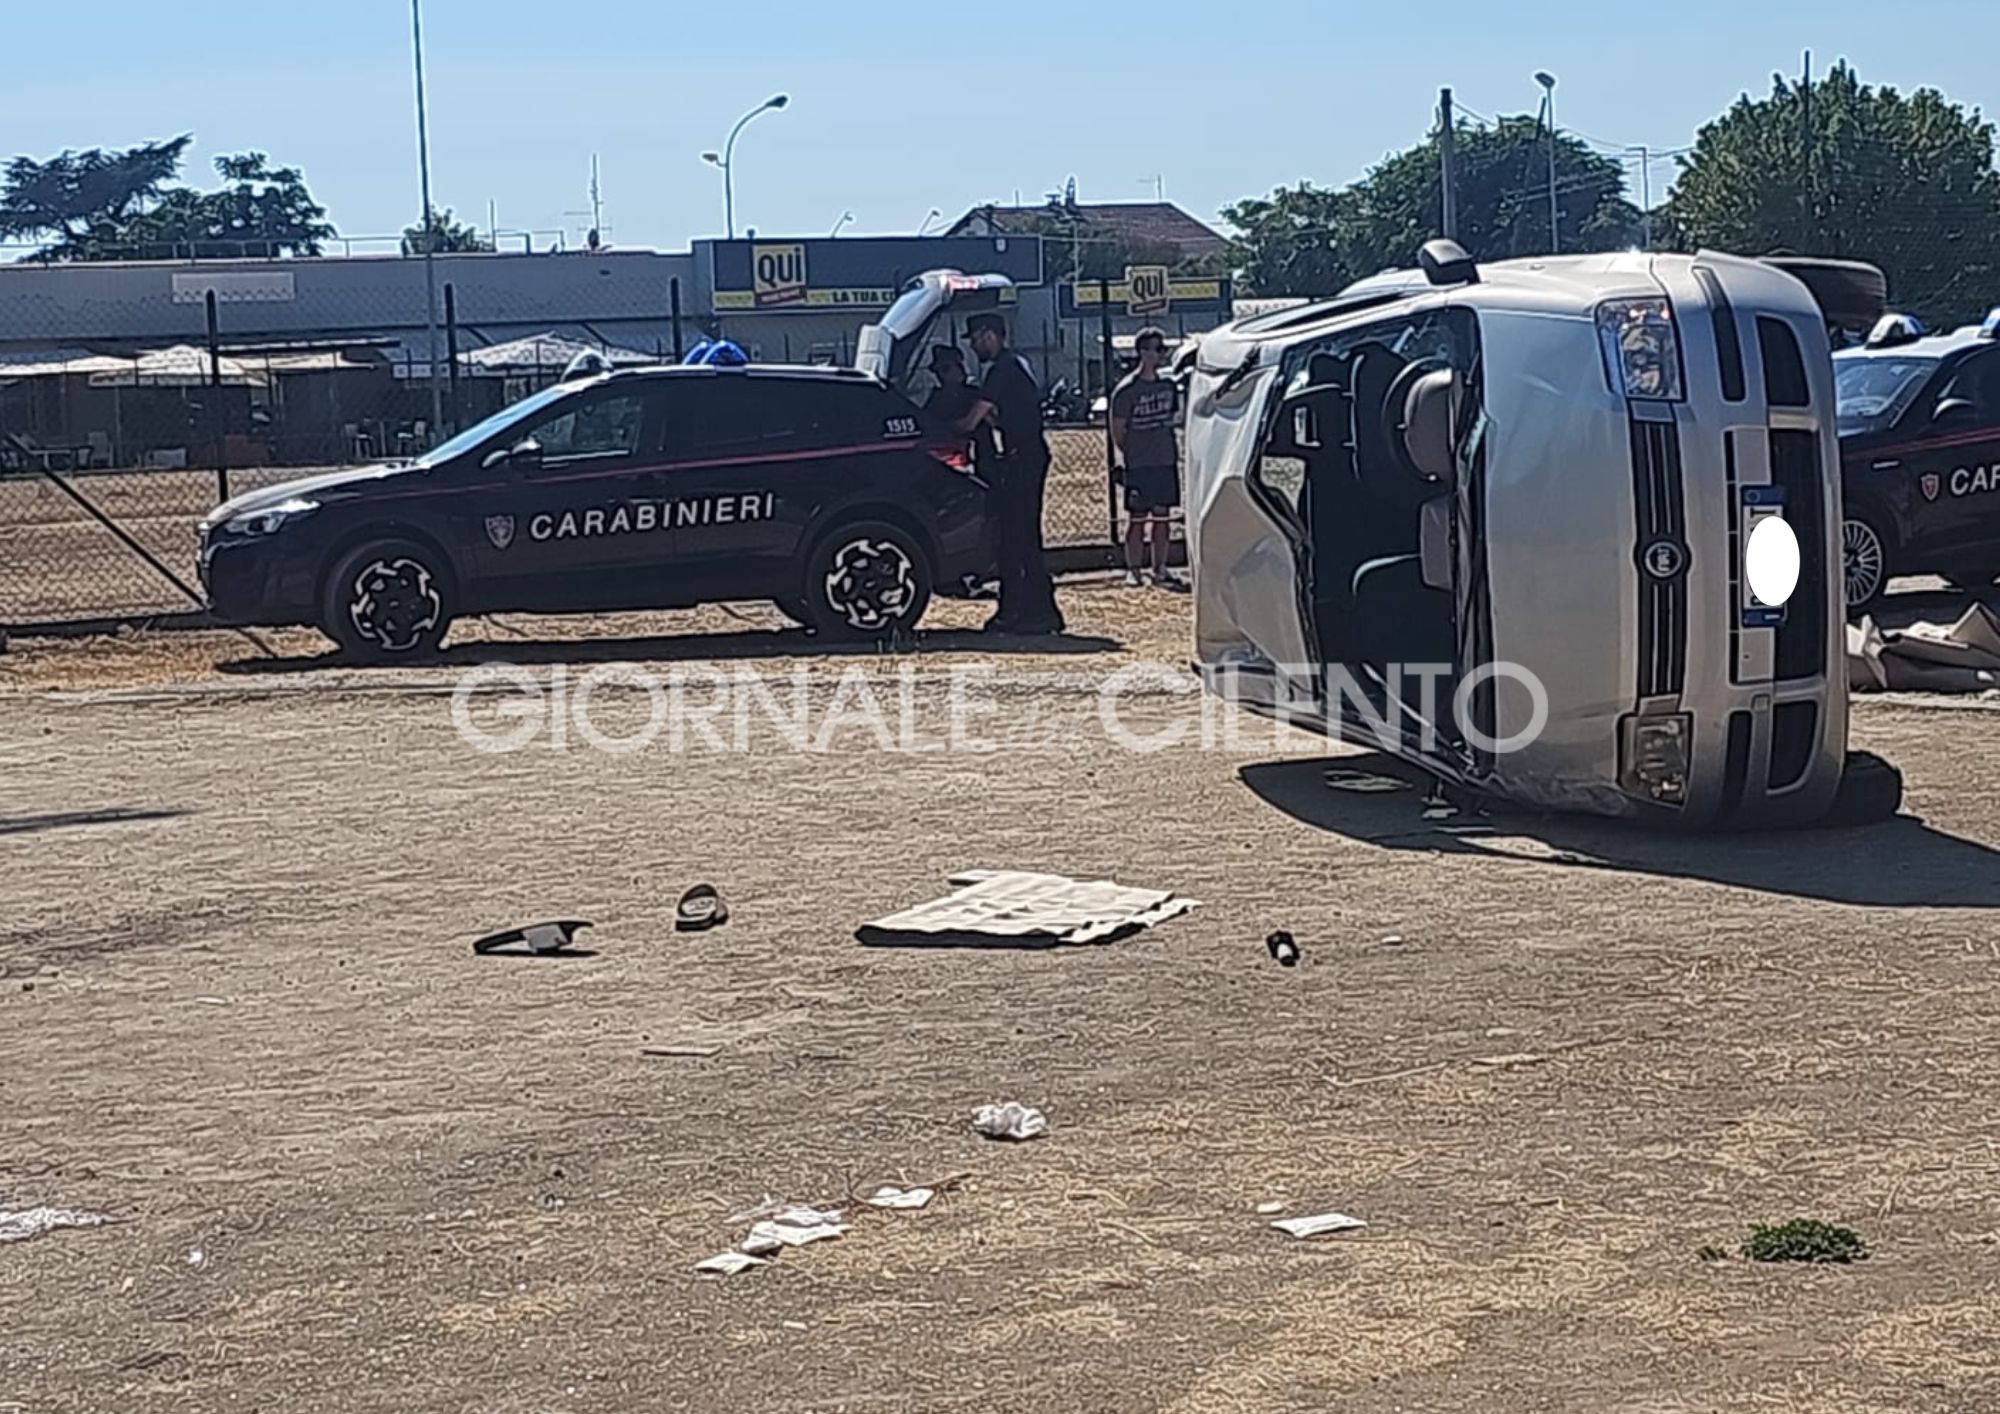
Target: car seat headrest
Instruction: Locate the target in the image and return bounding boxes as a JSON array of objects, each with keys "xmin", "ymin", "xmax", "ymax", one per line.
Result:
[{"xmin": 1401, "ymin": 368, "xmax": 1457, "ymax": 485}]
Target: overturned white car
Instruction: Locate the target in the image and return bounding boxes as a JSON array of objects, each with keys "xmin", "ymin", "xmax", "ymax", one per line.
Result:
[{"xmin": 1183, "ymin": 242, "xmax": 1899, "ymax": 828}]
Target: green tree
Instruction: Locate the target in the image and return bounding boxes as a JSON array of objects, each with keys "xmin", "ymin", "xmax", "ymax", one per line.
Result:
[
  {"xmin": 0, "ymin": 142, "xmax": 333, "ymax": 260},
  {"xmin": 1224, "ymin": 118, "xmax": 1638, "ymax": 297},
  {"xmin": 127, "ymin": 153, "xmax": 334, "ymax": 258},
  {"xmin": 1669, "ymin": 62, "xmax": 2000, "ymax": 325},
  {"xmin": 1221, "ymin": 183, "xmax": 1357, "ymax": 298},
  {"xmin": 403, "ymin": 206, "xmax": 493, "ymax": 256},
  {"xmin": 0, "ymin": 137, "xmax": 192, "ymax": 259}
]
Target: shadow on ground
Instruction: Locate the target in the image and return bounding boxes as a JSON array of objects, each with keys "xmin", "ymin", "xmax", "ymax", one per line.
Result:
[
  {"xmin": 0, "ymin": 807, "xmax": 190, "ymax": 838},
  {"xmin": 217, "ymin": 626, "xmax": 1123, "ymax": 676},
  {"xmin": 1240, "ymin": 754, "xmax": 2000, "ymax": 909}
]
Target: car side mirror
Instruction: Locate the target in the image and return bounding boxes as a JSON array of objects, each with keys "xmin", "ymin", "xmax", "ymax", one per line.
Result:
[{"xmin": 1933, "ymin": 397, "xmax": 1979, "ymax": 428}]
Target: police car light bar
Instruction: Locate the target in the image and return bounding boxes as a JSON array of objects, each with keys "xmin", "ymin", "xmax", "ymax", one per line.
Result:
[{"xmin": 1865, "ymin": 312, "xmax": 1926, "ymax": 348}]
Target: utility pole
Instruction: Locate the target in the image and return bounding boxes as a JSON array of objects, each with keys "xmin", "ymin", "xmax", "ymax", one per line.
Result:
[
  {"xmin": 1439, "ymin": 87, "xmax": 1459, "ymax": 240},
  {"xmin": 410, "ymin": 0, "xmax": 444, "ymax": 439},
  {"xmin": 1628, "ymin": 145, "xmax": 1652, "ymax": 248}
]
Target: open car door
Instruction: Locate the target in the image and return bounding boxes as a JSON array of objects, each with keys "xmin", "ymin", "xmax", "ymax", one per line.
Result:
[
  {"xmin": 1188, "ymin": 303, "xmax": 1483, "ymax": 779},
  {"xmin": 855, "ymin": 271, "xmax": 1016, "ymax": 391}
]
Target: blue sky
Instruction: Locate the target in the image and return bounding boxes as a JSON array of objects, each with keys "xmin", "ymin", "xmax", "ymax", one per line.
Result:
[{"xmin": 5, "ymin": 0, "xmax": 1996, "ymax": 253}]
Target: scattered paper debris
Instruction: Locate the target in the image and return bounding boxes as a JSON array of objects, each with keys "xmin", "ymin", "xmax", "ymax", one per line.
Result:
[
  {"xmin": 860, "ymin": 871, "xmax": 1199, "ymax": 947},
  {"xmin": 1272, "ymin": 1211, "xmax": 1368, "ymax": 1239},
  {"xmin": 0, "ymin": 1206, "xmax": 113, "ymax": 1244},
  {"xmin": 973, "ymin": 1102, "xmax": 1049, "ymax": 1141},
  {"xmin": 1323, "ymin": 769, "xmax": 1410, "ymax": 793},
  {"xmin": 864, "ymin": 1185, "xmax": 936, "ymax": 1211},
  {"xmin": 696, "ymin": 1251, "xmax": 768, "ymax": 1276},
  {"xmin": 186, "ymin": 1248, "xmax": 206, "ymax": 1268},
  {"xmin": 744, "ymin": 1217, "xmax": 845, "ymax": 1252},
  {"xmin": 739, "ymin": 1203, "xmax": 846, "ymax": 1255},
  {"xmin": 1254, "ymin": 1201, "xmax": 1286, "ymax": 1216},
  {"xmin": 1379, "ymin": 934, "xmax": 1406, "ymax": 947}
]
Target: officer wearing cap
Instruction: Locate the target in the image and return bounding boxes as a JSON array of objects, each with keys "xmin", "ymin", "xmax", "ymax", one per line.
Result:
[{"xmin": 950, "ymin": 313, "xmax": 1063, "ymax": 635}]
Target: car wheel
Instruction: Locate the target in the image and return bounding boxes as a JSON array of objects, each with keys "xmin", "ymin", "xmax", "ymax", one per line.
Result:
[
  {"xmin": 1817, "ymin": 749, "xmax": 1904, "ymax": 828},
  {"xmin": 800, "ymin": 520, "xmax": 932, "ymax": 639},
  {"xmin": 1841, "ymin": 509, "xmax": 1892, "ymax": 615},
  {"xmin": 321, "ymin": 538, "xmax": 454, "ymax": 661}
]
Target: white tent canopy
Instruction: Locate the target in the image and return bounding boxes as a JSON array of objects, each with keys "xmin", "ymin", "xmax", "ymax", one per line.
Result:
[
  {"xmin": 84, "ymin": 344, "xmax": 266, "ymax": 388},
  {"xmin": 0, "ymin": 349, "xmax": 135, "ymax": 381},
  {"xmin": 456, "ymin": 331, "xmax": 657, "ymax": 377}
]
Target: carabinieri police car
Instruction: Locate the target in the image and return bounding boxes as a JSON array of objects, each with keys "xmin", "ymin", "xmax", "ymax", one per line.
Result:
[
  {"xmin": 1835, "ymin": 307, "xmax": 2000, "ymax": 611},
  {"xmin": 198, "ymin": 363, "xmax": 996, "ymax": 658}
]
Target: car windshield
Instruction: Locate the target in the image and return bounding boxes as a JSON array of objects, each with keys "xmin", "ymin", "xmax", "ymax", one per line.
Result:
[
  {"xmin": 415, "ymin": 382, "xmax": 577, "ymax": 466},
  {"xmin": 1835, "ymin": 354, "xmax": 1936, "ymax": 433}
]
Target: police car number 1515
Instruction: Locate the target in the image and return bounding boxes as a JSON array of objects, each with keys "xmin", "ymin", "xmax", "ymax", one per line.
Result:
[{"xmin": 885, "ymin": 416, "xmax": 921, "ymax": 438}]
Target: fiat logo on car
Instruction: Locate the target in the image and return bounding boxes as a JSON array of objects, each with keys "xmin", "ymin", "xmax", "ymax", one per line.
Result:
[{"xmin": 1642, "ymin": 539, "xmax": 1688, "ymax": 579}]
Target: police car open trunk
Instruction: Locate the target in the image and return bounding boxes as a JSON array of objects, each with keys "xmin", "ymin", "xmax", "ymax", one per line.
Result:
[{"xmin": 855, "ymin": 271, "xmax": 1016, "ymax": 389}]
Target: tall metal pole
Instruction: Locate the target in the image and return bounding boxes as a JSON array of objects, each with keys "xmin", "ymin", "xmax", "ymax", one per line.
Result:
[
  {"xmin": 1536, "ymin": 72, "xmax": 1559, "ymax": 254},
  {"xmin": 411, "ymin": 0, "xmax": 444, "ymax": 438},
  {"xmin": 1439, "ymin": 87, "xmax": 1459, "ymax": 240},
  {"xmin": 712, "ymin": 95, "xmax": 788, "ymax": 241}
]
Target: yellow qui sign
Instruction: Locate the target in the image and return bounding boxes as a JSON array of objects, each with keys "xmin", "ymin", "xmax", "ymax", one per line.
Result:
[
  {"xmin": 752, "ymin": 243, "xmax": 808, "ymax": 307},
  {"xmin": 1071, "ymin": 267, "xmax": 1223, "ymax": 315}
]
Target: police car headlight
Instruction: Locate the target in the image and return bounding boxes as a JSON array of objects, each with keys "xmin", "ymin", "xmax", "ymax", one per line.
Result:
[
  {"xmin": 1596, "ymin": 297, "xmax": 1684, "ymax": 401},
  {"xmin": 223, "ymin": 498, "xmax": 318, "ymax": 537}
]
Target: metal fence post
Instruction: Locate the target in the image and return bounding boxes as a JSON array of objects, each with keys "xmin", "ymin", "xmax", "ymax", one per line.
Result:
[
  {"xmin": 670, "ymin": 277, "xmax": 685, "ymax": 362},
  {"xmin": 1098, "ymin": 275, "xmax": 1117, "ymax": 546},
  {"xmin": 206, "ymin": 290, "xmax": 228, "ymax": 502},
  {"xmin": 444, "ymin": 282, "xmax": 462, "ymax": 434}
]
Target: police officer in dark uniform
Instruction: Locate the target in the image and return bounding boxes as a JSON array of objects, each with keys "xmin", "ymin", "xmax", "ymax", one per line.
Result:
[{"xmin": 952, "ymin": 313, "xmax": 1063, "ymax": 634}]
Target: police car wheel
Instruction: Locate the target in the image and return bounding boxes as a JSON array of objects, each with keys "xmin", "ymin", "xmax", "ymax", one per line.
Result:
[
  {"xmin": 802, "ymin": 521, "xmax": 932, "ymax": 639},
  {"xmin": 322, "ymin": 538, "xmax": 453, "ymax": 661},
  {"xmin": 1841, "ymin": 511, "xmax": 1891, "ymax": 615}
]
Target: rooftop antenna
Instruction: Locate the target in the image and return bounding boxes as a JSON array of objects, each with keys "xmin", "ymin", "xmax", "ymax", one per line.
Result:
[{"xmin": 1139, "ymin": 174, "xmax": 1164, "ymax": 201}]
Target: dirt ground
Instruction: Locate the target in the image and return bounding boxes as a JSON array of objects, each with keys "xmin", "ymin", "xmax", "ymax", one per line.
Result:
[
  {"xmin": 0, "ymin": 429, "xmax": 1117, "ymax": 624},
  {"xmin": 5, "ymin": 584, "xmax": 2000, "ymax": 1413}
]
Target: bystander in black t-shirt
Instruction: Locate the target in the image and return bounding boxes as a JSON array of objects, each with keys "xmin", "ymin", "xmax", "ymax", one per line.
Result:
[{"xmin": 976, "ymin": 351, "xmax": 1047, "ymax": 462}]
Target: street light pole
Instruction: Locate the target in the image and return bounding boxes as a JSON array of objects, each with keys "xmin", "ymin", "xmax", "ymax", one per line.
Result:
[
  {"xmin": 411, "ymin": 0, "xmax": 443, "ymax": 438},
  {"xmin": 1536, "ymin": 71, "xmax": 1558, "ymax": 254},
  {"xmin": 705, "ymin": 94, "xmax": 789, "ymax": 240}
]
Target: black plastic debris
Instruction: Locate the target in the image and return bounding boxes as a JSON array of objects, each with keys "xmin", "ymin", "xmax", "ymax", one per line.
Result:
[
  {"xmin": 1266, "ymin": 930, "xmax": 1300, "ymax": 968},
  {"xmin": 676, "ymin": 884, "xmax": 729, "ymax": 932},
  {"xmin": 471, "ymin": 920, "xmax": 592, "ymax": 956}
]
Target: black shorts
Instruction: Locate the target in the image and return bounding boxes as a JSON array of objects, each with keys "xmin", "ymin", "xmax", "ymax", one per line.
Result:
[{"xmin": 1123, "ymin": 465, "xmax": 1179, "ymax": 514}]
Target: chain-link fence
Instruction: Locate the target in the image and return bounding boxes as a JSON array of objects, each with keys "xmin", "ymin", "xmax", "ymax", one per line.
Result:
[{"xmin": 1, "ymin": 264, "xmax": 1139, "ymax": 630}]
